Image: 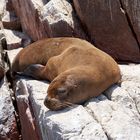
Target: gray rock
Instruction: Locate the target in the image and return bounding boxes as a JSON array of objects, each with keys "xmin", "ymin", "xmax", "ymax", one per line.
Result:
[
  {"xmin": 0, "ymin": 79, "xmax": 19, "ymax": 139},
  {"xmin": 41, "ymin": 0, "xmax": 87, "ymax": 39},
  {"xmin": 0, "ymin": 29, "xmax": 31, "ymax": 49}
]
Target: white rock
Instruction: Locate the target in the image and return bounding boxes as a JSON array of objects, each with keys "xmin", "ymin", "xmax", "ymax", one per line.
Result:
[
  {"xmin": 15, "ymin": 78, "xmax": 107, "ymax": 140},
  {"xmin": 119, "ymin": 64, "xmax": 140, "ymax": 82},
  {"xmin": 86, "ymin": 94, "xmax": 140, "ymax": 140},
  {"xmin": 0, "ymin": 29, "xmax": 31, "ymax": 49}
]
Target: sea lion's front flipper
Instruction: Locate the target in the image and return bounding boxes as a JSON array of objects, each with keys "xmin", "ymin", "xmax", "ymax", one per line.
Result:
[{"xmin": 21, "ymin": 64, "xmax": 46, "ymax": 80}]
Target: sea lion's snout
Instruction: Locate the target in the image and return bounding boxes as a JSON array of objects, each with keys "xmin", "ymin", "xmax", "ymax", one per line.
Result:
[{"xmin": 44, "ymin": 96, "xmax": 66, "ymax": 111}]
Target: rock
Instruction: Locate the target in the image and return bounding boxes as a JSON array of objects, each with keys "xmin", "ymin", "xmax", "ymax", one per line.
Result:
[
  {"xmin": 6, "ymin": 0, "xmax": 15, "ymax": 12},
  {"xmin": 12, "ymin": 0, "xmax": 87, "ymax": 41},
  {"xmin": 86, "ymin": 93, "xmax": 140, "ymax": 140},
  {"xmin": 0, "ymin": 0, "xmax": 15, "ymax": 16},
  {"xmin": 0, "ymin": 29, "xmax": 31, "ymax": 50},
  {"xmin": 0, "ymin": 63, "xmax": 4, "ymax": 81},
  {"xmin": 14, "ymin": 78, "xmax": 107, "ymax": 140},
  {"xmin": 2, "ymin": 11, "xmax": 21, "ymax": 30},
  {"xmin": 0, "ymin": 79, "xmax": 19, "ymax": 140},
  {"xmin": 41, "ymin": 0, "xmax": 87, "ymax": 39},
  {"xmin": 12, "ymin": 0, "xmax": 46, "ymax": 41},
  {"xmin": 119, "ymin": 64, "xmax": 140, "ymax": 82},
  {"xmin": 0, "ymin": 0, "xmax": 6, "ymax": 15},
  {"xmin": 73, "ymin": 0, "xmax": 140, "ymax": 62},
  {"xmin": 14, "ymin": 80, "xmax": 40, "ymax": 140},
  {"xmin": 119, "ymin": 64, "xmax": 140, "ymax": 114},
  {"xmin": 0, "ymin": 35, "xmax": 5, "ymax": 80},
  {"xmin": 0, "ymin": 59, "xmax": 4, "ymax": 81},
  {"xmin": 121, "ymin": 0, "xmax": 140, "ymax": 45}
]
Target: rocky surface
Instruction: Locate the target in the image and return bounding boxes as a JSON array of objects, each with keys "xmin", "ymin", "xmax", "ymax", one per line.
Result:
[
  {"xmin": 0, "ymin": 0, "xmax": 6, "ymax": 15},
  {"xmin": 0, "ymin": 31, "xmax": 5, "ymax": 80},
  {"xmin": 0, "ymin": 52, "xmax": 4, "ymax": 80},
  {"xmin": 0, "ymin": 79, "xmax": 19, "ymax": 140},
  {"xmin": 2, "ymin": 11, "xmax": 21, "ymax": 30},
  {"xmin": 121, "ymin": 0, "xmax": 140, "ymax": 45},
  {"xmin": 41, "ymin": 0, "xmax": 87, "ymax": 39},
  {"xmin": 1, "ymin": 0, "xmax": 140, "ymax": 139},
  {"xmin": 0, "ymin": 29, "xmax": 31, "ymax": 50},
  {"xmin": 7, "ymin": 48, "xmax": 140, "ymax": 140},
  {"xmin": 12, "ymin": 0, "xmax": 87, "ymax": 41},
  {"xmin": 73, "ymin": 0, "xmax": 140, "ymax": 62}
]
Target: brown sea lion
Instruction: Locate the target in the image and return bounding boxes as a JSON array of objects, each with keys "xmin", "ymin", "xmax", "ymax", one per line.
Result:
[{"xmin": 12, "ymin": 37, "xmax": 121, "ymax": 110}]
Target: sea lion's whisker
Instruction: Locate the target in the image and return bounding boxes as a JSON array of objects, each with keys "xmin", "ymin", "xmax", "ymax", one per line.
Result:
[{"xmin": 64, "ymin": 101, "xmax": 76, "ymax": 106}]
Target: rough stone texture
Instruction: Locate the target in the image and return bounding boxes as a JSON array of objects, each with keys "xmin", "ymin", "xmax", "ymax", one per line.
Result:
[
  {"xmin": 12, "ymin": 0, "xmax": 87, "ymax": 41},
  {"xmin": 41, "ymin": 0, "xmax": 87, "ymax": 39},
  {"xmin": 7, "ymin": 47, "xmax": 140, "ymax": 140},
  {"xmin": 0, "ymin": 29, "xmax": 31, "ymax": 50},
  {"xmin": 0, "ymin": 33, "xmax": 5, "ymax": 80},
  {"xmin": 119, "ymin": 64, "xmax": 140, "ymax": 114},
  {"xmin": 2, "ymin": 11, "xmax": 21, "ymax": 30},
  {"xmin": 0, "ymin": 0, "xmax": 6, "ymax": 15},
  {"xmin": 14, "ymin": 80, "xmax": 40, "ymax": 140},
  {"xmin": 0, "ymin": 79, "xmax": 19, "ymax": 140},
  {"xmin": 121, "ymin": 0, "xmax": 140, "ymax": 45},
  {"xmin": 0, "ymin": 55, "xmax": 4, "ymax": 80},
  {"xmin": 15, "ymin": 78, "xmax": 108, "ymax": 140},
  {"xmin": 73, "ymin": 0, "xmax": 140, "ymax": 62}
]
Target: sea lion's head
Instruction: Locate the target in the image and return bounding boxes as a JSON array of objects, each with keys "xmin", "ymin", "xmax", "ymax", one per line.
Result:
[{"xmin": 44, "ymin": 72, "xmax": 85, "ymax": 111}]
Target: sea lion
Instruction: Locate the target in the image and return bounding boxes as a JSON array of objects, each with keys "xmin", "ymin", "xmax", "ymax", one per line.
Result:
[{"xmin": 12, "ymin": 37, "xmax": 121, "ymax": 110}]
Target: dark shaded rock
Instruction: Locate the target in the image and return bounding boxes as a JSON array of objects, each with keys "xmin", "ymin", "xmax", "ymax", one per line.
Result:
[
  {"xmin": 120, "ymin": 0, "xmax": 140, "ymax": 46},
  {"xmin": 73, "ymin": 0, "xmax": 140, "ymax": 62},
  {"xmin": 2, "ymin": 11, "xmax": 21, "ymax": 30}
]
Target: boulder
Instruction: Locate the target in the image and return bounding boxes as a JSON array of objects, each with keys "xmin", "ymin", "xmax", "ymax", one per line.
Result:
[
  {"xmin": 0, "ymin": 79, "xmax": 19, "ymax": 140},
  {"xmin": 41, "ymin": 0, "xmax": 87, "ymax": 39},
  {"xmin": 2, "ymin": 11, "xmax": 21, "ymax": 30},
  {"xmin": 0, "ymin": 29, "xmax": 31, "ymax": 50},
  {"xmin": 121, "ymin": 0, "xmax": 140, "ymax": 45},
  {"xmin": 73, "ymin": 0, "xmax": 140, "ymax": 62},
  {"xmin": 11, "ymin": 0, "xmax": 87, "ymax": 41}
]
